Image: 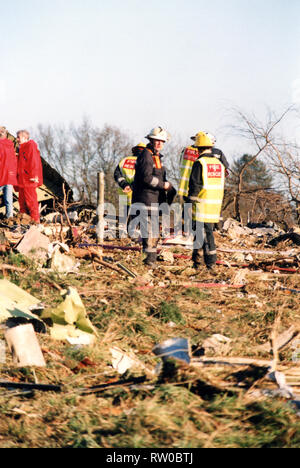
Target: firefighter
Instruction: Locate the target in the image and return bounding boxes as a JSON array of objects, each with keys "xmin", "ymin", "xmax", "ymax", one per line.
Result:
[
  {"xmin": 16, "ymin": 130, "xmax": 43, "ymax": 223},
  {"xmin": 114, "ymin": 143, "xmax": 146, "ymax": 221},
  {"xmin": 132, "ymin": 127, "xmax": 174, "ymax": 267},
  {"xmin": 188, "ymin": 132, "xmax": 225, "ymax": 271},
  {"xmin": 0, "ymin": 127, "xmax": 17, "ymax": 219},
  {"xmin": 179, "ymin": 132, "xmax": 229, "ymax": 235}
]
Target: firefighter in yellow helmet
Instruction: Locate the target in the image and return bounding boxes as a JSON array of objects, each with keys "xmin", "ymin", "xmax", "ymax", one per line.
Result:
[
  {"xmin": 114, "ymin": 143, "xmax": 146, "ymax": 221},
  {"xmin": 179, "ymin": 132, "xmax": 229, "ymax": 236},
  {"xmin": 188, "ymin": 132, "xmax": 225, "ymax": 271}
]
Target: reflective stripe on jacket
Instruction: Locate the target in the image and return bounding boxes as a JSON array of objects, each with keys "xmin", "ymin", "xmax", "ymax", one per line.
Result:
[
  {"xmin": 178, "ymin": 146, "xmax": 199, "ymax": 197},
  {"xmin": 179, "ymin": 146, "xmax": 229, "ymax": 198},
  {"xmin": 190, "ymin": 156, "xmax": 225, "ymax": 224},
  {"xmin": 114, "ymin": 156, "xmax": 137, "ymax": 205}
]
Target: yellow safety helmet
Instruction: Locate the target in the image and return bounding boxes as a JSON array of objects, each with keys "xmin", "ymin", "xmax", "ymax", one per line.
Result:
[
  {"xmin": 132, "ymin": 142, "xmax": 146, "ymax": 155},
  {"xmin": 194, "ymin": 132, "xmax": 214, "ymax": 148},
  {"xmin": 191, "ymin": 131, "xmax": 216, "ymax": 146}
]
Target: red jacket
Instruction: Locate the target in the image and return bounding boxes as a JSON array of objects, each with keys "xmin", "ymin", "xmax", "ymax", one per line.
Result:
[
  {"xmin": 18, "ymin": 140, "xmax": 43, "ymax": 188},
  {"xmin": 0, "ymin": 139, "xmax": 18, "ymax": 186}
]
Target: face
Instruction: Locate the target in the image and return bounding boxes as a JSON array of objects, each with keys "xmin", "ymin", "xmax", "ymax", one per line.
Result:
[
  {"xmin": 152, "ymin": 139, "xmax": 165, "ymax": 152},
  {"xmin": 17, "ymin": 133, "xmax": 29, "ymax": 145}
]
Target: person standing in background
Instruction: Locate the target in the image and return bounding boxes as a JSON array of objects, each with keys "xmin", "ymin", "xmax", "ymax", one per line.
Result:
[
  {"xmin": 114, "ymin": 142, "xmax": 146, "ymax": 231},
  {"xmin": 132, "ymin": 127, "xmax": 174, "ymax": 267},
  {"xmin": 188, "ymin": 132, "xmax": 225, "ymax": 271},
  {"xmin": 179, "ymin": 131, "xmax": 229, "ymax": 236},
  {"xmin": 0, "ymin": 126, "xmax": 17, "ymax": 219},
  {"xmin": 16, "ymin": 130, "xmax": 43, "ymax": 223}
]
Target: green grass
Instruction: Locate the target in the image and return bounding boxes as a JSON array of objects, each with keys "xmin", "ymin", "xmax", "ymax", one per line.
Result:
[{"xmin": 150, "ymin": 301, "xmax": 186, "ymax": 325}]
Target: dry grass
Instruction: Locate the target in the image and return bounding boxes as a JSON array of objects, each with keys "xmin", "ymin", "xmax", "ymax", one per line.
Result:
[{"xmin": 0, "ymin": 237, "xmax": 299, "ymax": 448}]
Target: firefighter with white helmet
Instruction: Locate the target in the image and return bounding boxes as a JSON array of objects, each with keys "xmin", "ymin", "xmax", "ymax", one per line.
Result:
[
  {"xmin": 188, "ymin": 131, "xmax": 226, "ymax": 271},
  {"xmin": 132, "ymin": 127, "xmax": 176, "ymax": 267},
  {"xmin": 146, "ymin": 127, "xmax": 170, "ymax": 143}
]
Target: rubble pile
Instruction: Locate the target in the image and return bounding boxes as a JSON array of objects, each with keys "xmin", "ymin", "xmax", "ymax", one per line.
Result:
[{"xmin": 0, "ymin": 210, "xmax": 299, "ymax": 447}]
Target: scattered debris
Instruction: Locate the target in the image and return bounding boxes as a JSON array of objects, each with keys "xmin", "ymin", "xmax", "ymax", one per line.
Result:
[
  {"xmin": 0, "ymin": 203, "xmax": 300, "ymax": 445},
  {"xmin": 192, "ymin": 356, "xmax": 273, "ymax": 367},
  {"xmin": 16, "ymin": 226, "xmax": 50, "ymax": 263},
  {"xmin": 258, "ymin": 326, "xmax": 299, "ymax": 354},
  {"xmin": 266, "ymin": 371, "xmax": 294, "ymax": 399},
  {"xmin": 158, "ymin": 249, "xmax": 175, "ymax": 264},
  {"xmin": 162, "ymin": 234, "xmax": 193, "ymax": 246},
  {"xmin": 202, "ymin": 334, "xmax": 232, "ymax": 355},
  {"xmin": 0, "ymin": 279, "xmax": 46, "ymax": 332},
  {"xmin": 5, "ymin": 324, "xmax": 46, "ymax": 368},
  {"xmin": 110, "ymin": 347, "xmax": 155, "ymax": 376},
  {"xmin": 77, "ymin": 376, "xmax": 147, "ymax": 396},
  {"xmin": 48, "ymin": 243, "xmax": 79, "ymax": 273},
  {"xmin": 269, "ymin": 232, "xmax": 300, "ymax": 247},
  {"xmin": 115, "ymin": 263, "xmax": 138, "ymax": 278},
  {"xmin": 0, "ymin": 381, "xmax": 61, "ymax": 393},
  {"xmin": 46, "ymin": 287, "xmax": 98, "ymax": 342},
  {"xmin": 223, "ymin": 218, "xmax": 281, "ymax": 239},
  {"xmin": 280, "ymin": 286, "xmax": 300, "ymax": 295},
  {"xmin": 153, "ymin": 338, "xmax": 191, "ymax": 364}
]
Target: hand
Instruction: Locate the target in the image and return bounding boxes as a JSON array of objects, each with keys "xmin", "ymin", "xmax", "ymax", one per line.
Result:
[
  {"xmin": 30, "ymin": 177, "xmax": 39, "ymax": 184},
  {"xmin": 123, "ymin": 186, "xmax": 132, "ymax": 194}
]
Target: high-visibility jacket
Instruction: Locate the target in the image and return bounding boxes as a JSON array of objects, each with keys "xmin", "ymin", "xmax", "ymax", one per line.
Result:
[
  {"xmin": 179, "ymin": 146, "xmax": 230, "ymax": 198},
  {"xmin": 114, "ymin": 156, "xmax": 137, "ymax": 206},
  {"xmin": 190, "ymin": 155, "xmax": 225, "ymax": 224},
  {"xmin": 178, "ymin": 146, "xmax": 199, "ymax": 197}
]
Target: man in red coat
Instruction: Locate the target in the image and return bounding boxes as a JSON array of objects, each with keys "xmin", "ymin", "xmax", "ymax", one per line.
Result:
[
  {"xmin": 0, "ymin": 127, "xmax": 18, "ymax": 218},
  {"xmin": 16, "ymin": 130, "xmax": 43, "ymax": 223}
]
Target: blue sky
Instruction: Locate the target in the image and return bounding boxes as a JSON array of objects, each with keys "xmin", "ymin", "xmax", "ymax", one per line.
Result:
[{"xmin": 1, "ymin": 0, "xmax": 300, "ymax": 159}]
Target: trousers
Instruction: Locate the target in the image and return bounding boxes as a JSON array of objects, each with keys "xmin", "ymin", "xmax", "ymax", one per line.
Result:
[
  {"xmin": 181, "ymin": 197, "xmax": 193, "ymax": 236},
  {"xmin": 0, "ymin": 185, "xmax": 13, "ymax": 218},
  {"xmin": 18, "ymin": 187, "xmax": 40, "ymax": 222},
  {"xmin": 192, "ymin": 221, "xmax": 217, "ymax": 268}
]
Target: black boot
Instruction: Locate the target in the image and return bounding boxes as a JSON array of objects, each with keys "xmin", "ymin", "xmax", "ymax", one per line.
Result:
[{"xmin": 144, "ymin": 252, "xmax": 157, "ymax": 267}]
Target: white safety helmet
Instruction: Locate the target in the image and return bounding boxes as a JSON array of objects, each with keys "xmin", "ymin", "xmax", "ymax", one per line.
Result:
[
  {"xmin": 205, "ymin": 132, "xmax": 217, "ymax": 145},
  {"xmin": 146, "ymin": 126, "xmax": 170, "ymax": 143}
]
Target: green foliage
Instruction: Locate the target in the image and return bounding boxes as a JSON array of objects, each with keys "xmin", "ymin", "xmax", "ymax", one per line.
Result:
[
  {"xmin": 154, "ymin": 301, "xmax": 186, "ymax": 325},
  {"xmin": 182, "ymin": 288, "xmax": 211, "ymax": 301},
  {"xmin": 229, "ymin": 154, "xmax": 273, "ymax": 189},
  {"xmin": 6, "ymin": 253, "xmax": 32, "ymax": 268}
]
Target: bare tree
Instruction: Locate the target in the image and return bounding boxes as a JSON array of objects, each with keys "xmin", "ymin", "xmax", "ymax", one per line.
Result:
[
  {"xmin": 69, "ymin": 118, "xmax": 98, "ymax": 203},
  {"xmin": 227, "ymin": 106, "xmax": 298, "ymax": 224},
  {"xmin": 36, "ymin": 123, "xmax": 72, "ymax": 181},
  {"xmin": 35, "ymin": 120, "xmax": 134, "ymax": 205},
  {"xmin": 162, "ymin": 135, "xmax": 186, "ymax": 189},
  {"xmin": 93, "ymin": 124, "xmax": 133, "ymax": 206},
  {"xmin": 265, "ymin": 140, "xmax": 300, "ymax": 223}
]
